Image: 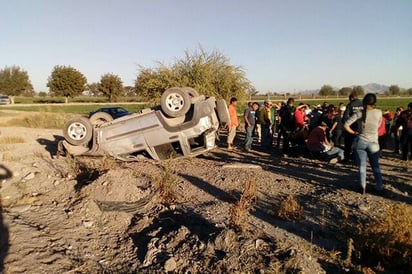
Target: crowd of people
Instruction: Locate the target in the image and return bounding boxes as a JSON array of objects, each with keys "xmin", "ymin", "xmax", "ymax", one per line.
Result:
[{"xmin": 226, "ymin": 92, "xmax": 412, "ymax": 194}]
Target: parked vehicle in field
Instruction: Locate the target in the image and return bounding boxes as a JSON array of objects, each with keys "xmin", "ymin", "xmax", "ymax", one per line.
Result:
[
  {"xmin": 88, "ymin": 106, "xmax": 131, "ymax": 125},
  {"xmin": 59, "ymin": 87, "xmax": 230, "ymax": 161},
  {"xmin": 0, "ymin": 95, "xmax": 10, "ymax": 105}
]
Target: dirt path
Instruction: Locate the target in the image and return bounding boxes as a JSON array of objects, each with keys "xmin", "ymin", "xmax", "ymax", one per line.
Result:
[{"xmin": 0, "ymin": 111, "xmax": 411, "ymax": 273}]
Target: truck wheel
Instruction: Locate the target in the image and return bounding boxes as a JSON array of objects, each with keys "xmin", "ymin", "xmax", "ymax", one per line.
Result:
[
  {"xmin": 63, "ymin": 116, "xmax": 93, "ymax": 146},
  {"xmin": 161, "ymin": 87, "xmax": 191, "ymax": 118},
  {"xmin": 89, "ymin": 112, "xmax": 113, "ymax": 126},
  {"xmin": 182, "ymin": 87, "xmax": 199, "ymax": 97}
]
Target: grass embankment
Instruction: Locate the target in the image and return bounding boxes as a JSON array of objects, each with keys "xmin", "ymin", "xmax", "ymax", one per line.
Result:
[
  {"xmin": 1, "ymin": 104, "xmax": 146, "ymax": 114},
  {"xmin": 0, "ymin": 104, "xmax": 147, "ymax": 129}
]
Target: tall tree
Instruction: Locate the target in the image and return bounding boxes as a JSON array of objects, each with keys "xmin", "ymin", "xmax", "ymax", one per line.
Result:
[
  {"xmin": 388, "ymin": 85, "xmax": 400, "ymax": 96},
  {"xmin": 135, "ymin": 47, "xmax": 252, "ymax": 102},
  {"xmin": 98, "ymin": 73, "xmax": 124, "ymax": 102},
  {"xmin": 87, "ymin": 82, "xmax": 100, "ymax": 96},
  {"xmin": 407, "ymin": 88, "xmax": 412, "ymax": 96},
  {"xmin": 319, "ymin": 85, "xmax": 336, "ymax": 96},
  {"xmin": 124, "ymin": 86, "xmax": 136, "ymax": 97},
  {"xmin": 352, "ymin": 85, "xmax": 364, "ymax": 97},
  {"xmin": 0, "ymin": 66, "xmax": 34, "ymax": 103},
  {"xmin": 339, "ymin": 87, "xmax": 352, "ymax": 96},
  {"xmin": 47, "ymin": 65, "xmax": 87, "ymax": 102}
]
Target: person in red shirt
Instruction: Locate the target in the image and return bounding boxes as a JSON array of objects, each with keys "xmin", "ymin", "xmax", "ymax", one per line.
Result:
[
  {"xmin": 307, "ymin": 122, "xmax": 344, "ymax": 163},
  {"xmin": 294, "ymin": 103, "xmax": 308, "ymax": 130},
  {"xmin": 294, "ymin": 103, "xmax": 309, "ymax": 147},
  {"xmin": 378, "ymin": 116, "xmax": 387, "ymax": 150},
  {"xmin": 227, "ymin": 97, "xmax": 239, "ymax": 150}
]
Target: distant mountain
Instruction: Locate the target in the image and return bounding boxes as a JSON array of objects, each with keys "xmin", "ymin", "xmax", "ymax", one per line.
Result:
[
  {"xmin": 361, "ymin": 83, "xmax": 389, "ymax": 94},
  {"xmin": 297, "ymin": 83, "xmax": 389, "ymax": 95}
]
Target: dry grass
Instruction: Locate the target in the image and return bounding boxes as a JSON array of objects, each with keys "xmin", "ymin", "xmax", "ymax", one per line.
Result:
[
  {"xmin": 84, "ymin": 156, "xmax": 119, "ymax": 173},
  {"xmin": 0, "ymin": 136, "xmax": 25, "ymax": 144},
  {"xmin": 1, "ymin": 151, "xmax": 16, "ymax": 161},
  {"xmin": 229, "ymin": 177, "xmax": 257, "ymax": 232},
  {"xmin": 276, "ymin": 195, "xmax": 302, "ymax": 221},
  {"xmin": 155, "ymin": 161, "xmax": 179, "ymax": 204},
  {"xmin": 5, "ymin": 112, "xmax": 68, "ymax": 129},
  {"xmin": 354, "ymin": 203, "xmax": 412, "ymax": 270}
]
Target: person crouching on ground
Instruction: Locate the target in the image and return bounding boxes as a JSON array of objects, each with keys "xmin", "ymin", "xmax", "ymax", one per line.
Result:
[
  {"xmin": 227, "ymin": 97, "xmax": 239, "ymax": 150},
  {"xmin": 244, "ymin": 102, "xmax": 259, "ymax": 151},
  {"xmin": 306, "ymin": 121, "xmax": 344, "ymax": 163},
  {"xmin": 344, "ymin": 93, "xmax": 383, "ymax": 195}
]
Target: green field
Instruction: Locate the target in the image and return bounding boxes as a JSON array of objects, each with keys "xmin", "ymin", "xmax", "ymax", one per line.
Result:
[{"xmin": 1, "ymin": 96, "xmax": 411, "ymax": 115}]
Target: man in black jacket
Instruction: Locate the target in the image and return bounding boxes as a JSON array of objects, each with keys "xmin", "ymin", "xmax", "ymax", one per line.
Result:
[
  {"xmin": 342, "ymin": 91, "xmax": 363, "ymax": 162},
  {"xmin": 279, "ymin": 97, "xmax": 296, "ymax": 155}
]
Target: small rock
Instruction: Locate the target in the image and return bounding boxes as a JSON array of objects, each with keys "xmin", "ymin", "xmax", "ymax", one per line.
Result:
[
  {"xmin": 83, "ymin": 220, "xmax": 94, "ymax": 228},
  {"xmin": 255, "ymin": 239, "xmax": 265, "ymax": 249},
  {"xmin": 53, "ymin": 180, "xmax": 60, "ymax": 186},
  {"xmin": 11, "ymin": 204, "xmax": 32, "ymax": 213},
  {"xmin": 358, "ymin": 204, "xmax": 370, "ymax": 211},
  {"xmin": 23, "ymin": 172, "xmax": 35, "ymax": 181},
  {"xmin": 164, "ymin": 257, "xmax": 177, "ymax": 272}
]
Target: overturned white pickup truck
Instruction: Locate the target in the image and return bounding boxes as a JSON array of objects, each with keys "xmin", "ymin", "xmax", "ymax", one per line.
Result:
[{"xmin": 59, "ymin": 87, "xmax": 230, "ymax": 161}]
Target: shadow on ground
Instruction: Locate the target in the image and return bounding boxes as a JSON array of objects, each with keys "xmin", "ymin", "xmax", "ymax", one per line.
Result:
[{"xmin": 0, "ymin": 164, "xmax": 12, "ymax": 272}]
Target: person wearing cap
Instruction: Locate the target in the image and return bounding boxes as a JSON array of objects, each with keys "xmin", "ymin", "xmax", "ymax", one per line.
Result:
[
  {"xmin": 307, "ymin": 121, "xmax": 344, "ymax": 163},
  {"xmin": 258, "ymin": 99, "xmax": 274, "ymax": 151},
  {"xmin": 393, "ymin": 102, "xmax": 412, "ymax": 160}
]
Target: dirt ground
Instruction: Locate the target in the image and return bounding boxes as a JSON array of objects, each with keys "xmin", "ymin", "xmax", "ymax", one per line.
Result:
[{"xmin": 0, "ymin": 110, "xmax": 411, "ymax": 273}]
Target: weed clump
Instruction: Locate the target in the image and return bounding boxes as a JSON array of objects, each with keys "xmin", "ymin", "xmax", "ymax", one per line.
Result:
[
  {"xmin": 355, "ymin": 203, "xmax": 412, "ymax": 270},
  {"xmin": 155, "ymin": 161, "xmax": 179, "ymax": 204},
  {"xmin": 229, "ymin": 177, "xmax": 257, "ymax": 232},
  {"xmin": 276, "ymin": 195, "xmax": 302, "ymax": 221}
]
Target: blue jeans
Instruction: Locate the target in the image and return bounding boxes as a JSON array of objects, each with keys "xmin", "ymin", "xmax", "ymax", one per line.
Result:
[
  {"xmin": 353, "ymin": 137, "xmax": 383, "ymax": 190},
  {"xmin": 244, "ymin": 126, "xmax": 254, "ymax": 150},
  {"xmin": 324, "ymin": 147, "xmax": 344, "ymax": 161},
  {"xmin": 261, "ymin": 125, "xmax": 273, "ymax": 150}
]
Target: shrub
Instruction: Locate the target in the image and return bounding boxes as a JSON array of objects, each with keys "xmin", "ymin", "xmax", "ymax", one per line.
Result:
[
  {"xmin": 276, "ymin": 195, "xmax": 302, "ymax": 221},
  {"xmin": 355, "ymin": 203, "xmax": 412, "ymax": 270},
  {"xmin": 229, "ymin": 177, "xmax": 257, "ymax": 232}
]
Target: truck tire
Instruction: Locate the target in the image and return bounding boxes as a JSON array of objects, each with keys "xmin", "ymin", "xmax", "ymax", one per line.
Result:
[
  {"xmin": 63, "ymin": 116, "xmax": 93, "ymax": 146},
  {"xmin": 89, "ymin": 112, "xmax": 114, "ymax": 126},
  {"xmin": 161, "ymin": 87, "xmax": 191, "ymax": 118},
  {"xmin": 182, "ymin": 87, "xmax": 199, "ymax": 97}
]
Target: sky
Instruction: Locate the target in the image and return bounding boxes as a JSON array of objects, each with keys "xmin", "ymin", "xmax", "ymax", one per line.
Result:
[{"xmin": 1, "ymin": 0, "xmax": 411, "ymax": 93}]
